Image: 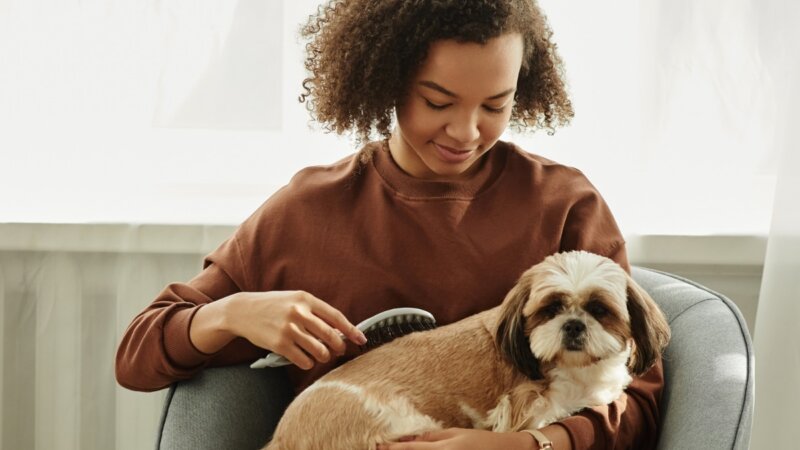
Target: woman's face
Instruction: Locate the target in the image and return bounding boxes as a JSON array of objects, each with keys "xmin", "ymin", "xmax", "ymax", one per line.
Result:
[{"xmin": 389, "ymin": 33, "xmax": 524, "ymax": 180}]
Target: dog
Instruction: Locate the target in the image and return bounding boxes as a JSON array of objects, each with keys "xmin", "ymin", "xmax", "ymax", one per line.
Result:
[{"xmin": 264, "ymin": 251, "xmax": 670, "ymax": 449}]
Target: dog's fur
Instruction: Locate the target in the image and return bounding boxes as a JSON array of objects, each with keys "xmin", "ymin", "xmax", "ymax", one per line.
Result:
[{"xmin": 264, "ymin": 251, "xmax": 670, "ymax": 450}]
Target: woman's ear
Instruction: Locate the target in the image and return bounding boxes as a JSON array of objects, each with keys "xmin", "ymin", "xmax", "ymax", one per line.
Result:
[
  {"xmin": 625, "ymin": 273, "xmax": 671, "ymax": 375},
  {"xmin": 495, "ymin": 275, "xmax": 543, "ymax": 380}
]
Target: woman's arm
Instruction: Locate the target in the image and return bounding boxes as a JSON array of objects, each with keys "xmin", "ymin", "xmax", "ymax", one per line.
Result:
[
  {"xmin": 115, "ymin": 261, "xmax": 365, "ymax": 391},
  {"xmin": 190, "ymin": 289, "xmax": 367, "ymax": 369},
  {"xmin": 115, "ymin": 262, "xmax": 245, "ymax": 391},
  {"xmin": 559, "ymin": 361, "xmax": 664, "ymax": 449},
  {"xmin": 377, "ymin": 424, "xmax": 572, "ymax": 450}
]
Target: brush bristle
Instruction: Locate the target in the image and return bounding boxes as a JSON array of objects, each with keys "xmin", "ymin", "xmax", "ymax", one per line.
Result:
[{"xmin": 361, "ymin": 315, "xmax": 436, "ymax": 350}]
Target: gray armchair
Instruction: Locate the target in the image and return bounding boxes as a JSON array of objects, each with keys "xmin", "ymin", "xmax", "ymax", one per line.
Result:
[{"xmin": 156, "ymin": 267, "xmax": 755, "ymax": 449}]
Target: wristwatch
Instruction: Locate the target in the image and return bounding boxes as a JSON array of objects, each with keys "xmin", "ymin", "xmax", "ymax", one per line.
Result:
[{"xmin": 523, "ymin": 429, "xmax": 554, "ymax": 450}]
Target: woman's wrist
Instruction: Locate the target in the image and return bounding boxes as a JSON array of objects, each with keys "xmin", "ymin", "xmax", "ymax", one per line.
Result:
[
  {"xmin": 522, "ymin": 429, "xmax": 552, "ymax": 449},
  {"xmin": 517, "ymin": 423, "xmax": 572, "ymax": 450},
  {"xmin": 189, "ymin": 294, "xmax": 239, "ymax": 354},
  {"xmin": 517, "ymin": 430, "xmax": 539, "ymax": 449}
]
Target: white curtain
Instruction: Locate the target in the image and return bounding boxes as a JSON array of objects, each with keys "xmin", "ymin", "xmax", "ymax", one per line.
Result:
[
  {"xmin": 751, "ymin": 1, "xmax": 800, "ymax": 447},
  {"xmin": 0, "ymin": 246, "xmax": 208, "ymax": 450}
]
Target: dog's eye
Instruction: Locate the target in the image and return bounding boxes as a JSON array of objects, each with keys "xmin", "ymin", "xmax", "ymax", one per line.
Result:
[
  {"xmin": 586, "ymin": 302, "xmax": 608, "ymax": 318},
  {"xmin": 541, "ymin": 301, "xmax": 563, "ymax": 318}
]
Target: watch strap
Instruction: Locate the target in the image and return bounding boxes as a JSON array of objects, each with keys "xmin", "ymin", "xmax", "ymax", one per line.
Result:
[{"xmin": 523, "ymin": 429, "xmax": 554, "ymax": 450}]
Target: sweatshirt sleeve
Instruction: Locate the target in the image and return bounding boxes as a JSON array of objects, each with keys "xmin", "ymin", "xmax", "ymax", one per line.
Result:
[
  {"xmin": 556, "ymin": 177, "xmax": 664, "ymax": 449},
  {"xmin": 559, "ymin": 361, "xmax": 664, "ymax": 449},
  {"xmin": 558, "ymin": 180, "xmax": 630, "ymax": 272},
  {"xmin": 115, "ymin": 236, "xmax": 247, "ymax": 392}
]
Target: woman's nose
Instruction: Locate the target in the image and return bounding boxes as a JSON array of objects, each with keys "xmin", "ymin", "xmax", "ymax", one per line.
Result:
[{"xmin": 445, "ymin": 111, "xmax": 480, "ymax": 145}]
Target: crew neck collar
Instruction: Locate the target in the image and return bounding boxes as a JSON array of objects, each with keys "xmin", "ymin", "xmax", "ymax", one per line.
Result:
[{"xmin": 370, "ymin": 140, "xmax": 509, "ymax": 199}]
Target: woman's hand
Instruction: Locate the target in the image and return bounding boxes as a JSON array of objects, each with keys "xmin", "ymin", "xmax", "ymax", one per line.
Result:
[
  {"xmin": 190, "ymin": 290, "xmax": 366, "ymax": 369},
  {"xmin": 376, "ymin": 425, "xmax": 572, "ymax": 450},
  {"xmin": 376, "ymin": 429, "xmax": 533, "ymax": 450}
]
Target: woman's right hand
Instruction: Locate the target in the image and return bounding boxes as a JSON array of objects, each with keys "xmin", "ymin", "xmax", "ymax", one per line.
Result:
[{"xmin": 190, "ymin": 291, "xmax": 367, "ymax": 370}]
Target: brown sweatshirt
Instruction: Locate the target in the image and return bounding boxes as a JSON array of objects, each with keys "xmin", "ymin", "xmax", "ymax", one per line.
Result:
[{"xmin": 116, "ymin": 140, "xmax": 662, "ymax": 449}]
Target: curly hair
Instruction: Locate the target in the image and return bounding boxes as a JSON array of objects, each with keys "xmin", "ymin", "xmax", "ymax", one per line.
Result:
[{"xmin": 299, "ymin": 0, "xmax": 573, "ymax": 142}]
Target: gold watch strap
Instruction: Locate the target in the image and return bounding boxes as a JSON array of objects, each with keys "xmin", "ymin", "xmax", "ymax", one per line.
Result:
[{"xmin": 523, "ymin": 429, "xmax": 554, "ymax": 450}]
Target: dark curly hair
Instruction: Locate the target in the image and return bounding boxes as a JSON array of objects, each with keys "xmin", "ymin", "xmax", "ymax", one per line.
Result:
[{"xmin": 299, "ymin": 0, "xmax": 573, "ymax": 143}]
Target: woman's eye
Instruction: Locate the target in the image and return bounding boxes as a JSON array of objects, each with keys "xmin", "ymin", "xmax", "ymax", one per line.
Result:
[
  {"xmin": 483, "ymin": 105, "xmax": 505, "ymax": 114},
  {"xmin": 423, "ymin": 98, "xmax": 505, "ymax": 114},
  {"xmin": 424, "ymin": 99, "xmax": 449, "ymax": 110}
]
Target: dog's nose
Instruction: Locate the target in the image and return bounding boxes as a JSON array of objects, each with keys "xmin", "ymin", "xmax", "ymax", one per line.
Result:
[{"xmin": 563, "ymin": 320, "xmax": 586, "ymax": 338}]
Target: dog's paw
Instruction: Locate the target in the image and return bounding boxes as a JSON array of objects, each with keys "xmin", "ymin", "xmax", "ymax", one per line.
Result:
[{"xmin": 484, "ymin": 395, "xmax": 513, "ymax": 432}]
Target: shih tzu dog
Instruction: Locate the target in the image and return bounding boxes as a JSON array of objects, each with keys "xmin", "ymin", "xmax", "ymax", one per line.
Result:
[{"xmin": 264, "ymin": 251, "xmax": 670, "ymax": 450}]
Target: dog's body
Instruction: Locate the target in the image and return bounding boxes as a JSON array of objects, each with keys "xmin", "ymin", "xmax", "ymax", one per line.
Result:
[{"xmin": 265, "ymin": 251, "xmax": 670, "ymax": 450}]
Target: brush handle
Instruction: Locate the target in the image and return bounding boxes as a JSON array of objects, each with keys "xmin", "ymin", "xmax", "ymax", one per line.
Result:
[
  {"xmin": 250, "ymin": 307, "xmax": 435, "ymax": 369},
  {"xmin": 250, "ymin": 352, "xmax": 291, "ymax": 369}
]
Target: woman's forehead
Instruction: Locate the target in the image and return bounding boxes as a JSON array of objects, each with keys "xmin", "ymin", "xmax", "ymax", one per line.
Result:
[{"xmin": 414, "ymin": 33, "xmax": 524, "ymax": 99}]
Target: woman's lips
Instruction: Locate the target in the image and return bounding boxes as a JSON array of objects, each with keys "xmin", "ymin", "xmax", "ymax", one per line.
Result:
[{"xmin": 433, "ymin": 142, "xmax": 473, "ymax": 163}]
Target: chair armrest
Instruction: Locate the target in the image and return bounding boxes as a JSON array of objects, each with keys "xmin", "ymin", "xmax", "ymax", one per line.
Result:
[
  {"xmin": 157, "ymin": 364, "xmax": 293, "ymax": 450},
  {"xmin": 631, "ymin": 267, "xmax": 754, "ymax": 450}
]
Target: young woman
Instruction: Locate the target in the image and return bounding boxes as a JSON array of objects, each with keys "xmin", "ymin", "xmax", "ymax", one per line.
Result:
[{"xmin": 116, "ymin": 1, "xmax": 663, "ymax": 449}]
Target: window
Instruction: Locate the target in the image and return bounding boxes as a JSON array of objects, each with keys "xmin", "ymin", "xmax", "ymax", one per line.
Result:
[{"xmin": 0, "ymin": 0, "xmax": 778, "ymax": 235}]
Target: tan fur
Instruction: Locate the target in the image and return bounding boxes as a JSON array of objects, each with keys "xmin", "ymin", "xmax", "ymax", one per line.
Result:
[{"xmin": 263, "ymin": 251, "xmax": 669, "ymax": 450}]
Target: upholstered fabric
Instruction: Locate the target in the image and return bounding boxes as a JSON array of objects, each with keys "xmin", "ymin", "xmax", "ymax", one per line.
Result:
[
  {"xmin": 632, "ymin": 268, "xmax": 754, "ymax": 450},
  {"xmin": 156, "ymin": 364, "xmax": 292, "ymax": 450},
  {"xmin": 156, "ymin": 267, "xmax": 754, "ymax": 450}
]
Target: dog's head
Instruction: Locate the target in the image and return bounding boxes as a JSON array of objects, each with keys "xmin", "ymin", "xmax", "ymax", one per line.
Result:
[{"xmin": 495, "ymin": 251, "xmax": 670, "ymax": 380}]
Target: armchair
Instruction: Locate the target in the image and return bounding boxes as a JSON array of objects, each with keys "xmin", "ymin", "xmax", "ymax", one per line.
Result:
[{"xmin": 155, "ymin": 267, "xmax": 754, "ymax": 449}]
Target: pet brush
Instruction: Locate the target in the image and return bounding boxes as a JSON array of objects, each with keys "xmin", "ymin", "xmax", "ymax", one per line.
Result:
[{"xmin": 250, "ymin": 307, "xmax": 437, "ymax": 369}]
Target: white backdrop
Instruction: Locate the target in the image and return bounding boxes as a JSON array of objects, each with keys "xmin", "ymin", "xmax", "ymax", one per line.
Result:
[
  {"xmin": 0, "ymin": 0, "xmax": 779, "ymax": 234},
  {"xmin": 0, "ymin": 0, "xmax": 794, "ymax": 448}
]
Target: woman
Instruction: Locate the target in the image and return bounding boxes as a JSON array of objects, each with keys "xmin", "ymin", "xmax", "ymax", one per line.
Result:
[{"xmin": 116, "ymin": 1, "xmax": 663, "ymax": 448}]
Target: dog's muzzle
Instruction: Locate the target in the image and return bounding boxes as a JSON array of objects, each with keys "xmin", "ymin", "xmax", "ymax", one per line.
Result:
[{"xmin": 562, "ymin": 319, "xmax": 587, "ymax": 351}]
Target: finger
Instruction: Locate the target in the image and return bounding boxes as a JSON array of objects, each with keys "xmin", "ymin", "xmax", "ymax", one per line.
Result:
[
  {"xmin": 376, "ymin": 442, "xmax": 438, "ymax": 450},
  {"xmin": 303, "ymin": 314, "xmax": 348, "ymax": 356},
  {"xmin": 307, "ymin": 296, "xmax": 367, "ymax": 345},
  {"xmin": 281, "ymin": 344, "xmax": 315, "ymax": 370},
  {"xmin": 412, "ymin": 429, "xmax": 455, "ymax": 441},
  {"xmin": 290, "ymin": 323, "xmax": 333, "ymax": 364}
]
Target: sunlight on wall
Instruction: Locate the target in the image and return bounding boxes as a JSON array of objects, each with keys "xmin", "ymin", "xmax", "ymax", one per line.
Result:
[{"xmin": 0, "ymin": 0, "xmax": 779, "ymax": 235}]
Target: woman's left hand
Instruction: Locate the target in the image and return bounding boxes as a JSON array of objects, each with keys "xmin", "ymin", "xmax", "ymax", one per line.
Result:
[{"xmin": 376, "ymin": 428, "xmax": 534, "ymax": 450}]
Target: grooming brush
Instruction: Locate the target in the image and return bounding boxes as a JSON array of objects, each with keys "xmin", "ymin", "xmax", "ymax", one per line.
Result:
[{"xmin": 250, "ymin": 307, "xmax": 437, "ymax": 369}]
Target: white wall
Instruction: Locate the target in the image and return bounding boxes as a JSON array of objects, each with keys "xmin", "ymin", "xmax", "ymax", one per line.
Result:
[{"xmin": 0, "ymin": 0, "xmax": 779, "ymax": 234}]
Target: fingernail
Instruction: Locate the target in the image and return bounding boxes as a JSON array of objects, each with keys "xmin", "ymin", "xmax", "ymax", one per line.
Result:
[{"xmin": 356, "ymin": 331, "xmax": 368, "ymax": 345}]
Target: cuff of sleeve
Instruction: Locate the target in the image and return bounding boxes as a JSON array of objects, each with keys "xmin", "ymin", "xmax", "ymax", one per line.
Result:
[
  {"xmin": 163, "ymin": 304, "xmax": 215, "ymax": 369},
  {"xmin": 558, "ymin": 414, "xmax": 602, "ymax": 450}
]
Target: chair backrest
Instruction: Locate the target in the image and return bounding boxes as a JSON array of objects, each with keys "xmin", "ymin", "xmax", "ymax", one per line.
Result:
[{"xmin": 632, "ymin": 267, "xmax": 754, "ymax": 450}]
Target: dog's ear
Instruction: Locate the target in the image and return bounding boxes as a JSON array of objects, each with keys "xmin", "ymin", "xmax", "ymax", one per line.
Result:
[
  {"xmin": 625, "ymin": 273, "xmax": 671, "ymax": 375},
  {"xmin": 495, "ymin": 275, "xmax": 544, "ymax": 381}
]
